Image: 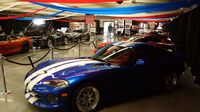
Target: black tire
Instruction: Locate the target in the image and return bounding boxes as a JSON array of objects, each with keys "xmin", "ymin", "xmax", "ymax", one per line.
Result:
[
  {"xmin": 70, "ymin": 83, "xmax": 101, "ymax": 112},
  {"xmin": 64, "ymin": 37, "xmax": 68, "ymax": 45},
  {"xmin": 47, "ymin": 39, "xmax": 53, "ymax": 48},
  {"xmin": 39, "ymin": 40, "xmax": 46, "ymax": 48},
  {"xmin": 86, "ymin": 34, "xmax": 90, "ymax": 41},
  {"xmin": 21, "ymin": 41, "xmax": 30, "ymax": 53},
  {"xmin": 163, "ymin": 72, "xmax": 179, "ymax": 91}
]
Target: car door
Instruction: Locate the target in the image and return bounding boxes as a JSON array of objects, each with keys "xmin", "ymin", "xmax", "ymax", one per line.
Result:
[
  {"xmin": 133, "ymin": 46, "xmax": 168, "ymax": 89},
  {"xmin": 7, "ymin": 36, "xmax": 20, "ymax": 49},
  {"xmin": 98, "ymin": 48, "xmax": 139, "ymax": 95}
]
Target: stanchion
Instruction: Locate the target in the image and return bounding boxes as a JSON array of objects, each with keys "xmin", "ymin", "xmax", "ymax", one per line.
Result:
[
  {"xmin": 28, "ymin": 56, "xmax": 34, "ymax": 69},
  {"xmin": 51, "ymin": 47, "xmax": 54, "ymax": 59},
  {"xmin": 78, "ymin": 40, "xmax": 81, "ymax": 57},
  {"xmin": 0, "ymin": 54, "xmax": 12, "ymax": 95},
  {"xmin": 95, "ymin": 34, "xmax": 98, "ymax": 48}
]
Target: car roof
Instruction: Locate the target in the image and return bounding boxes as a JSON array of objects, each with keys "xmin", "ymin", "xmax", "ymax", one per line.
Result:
[{"xmin": 111, "ymin": 41, "xmax": 171, "ymax": 53}]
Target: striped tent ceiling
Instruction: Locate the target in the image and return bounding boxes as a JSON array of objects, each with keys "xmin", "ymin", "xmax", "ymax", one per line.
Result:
[{"xmin": 0, "ymin": 0, "xmax": 188, "ymax": 20}]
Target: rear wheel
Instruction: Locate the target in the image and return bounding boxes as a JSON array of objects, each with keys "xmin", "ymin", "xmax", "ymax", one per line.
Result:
[
  {"xmin": 163, "ymin": 72, "xmax": 179, "ymax": 91},
  {"xmin": 64, "ymin": 37, "xmax": 68, "ymax": 45},
  {"xmin": 47, "ymin": 39, "xmax": 53, "ymax": 48},
  {"xmin": 70, "ymin": 83, "xmax": 101, "ymax": 112},
  {"xmin": 21, "ymin": 41, "xmax": 29, "ymax": 53}
]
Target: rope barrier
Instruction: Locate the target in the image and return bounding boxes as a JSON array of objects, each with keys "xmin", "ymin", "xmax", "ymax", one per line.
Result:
[
  {"xmin": 5, "ymin": 49, "xmax": 51, "ymax": 65},
  {"xmin": 80, "ymin": 39, "xmax": 97, "ymax": 49},
  {"xmin": 2, "ymin": 38, "xmax": 96, "ymax": 66},
  {"xmin": 80, "ymin": 40, "xmax": 95, "ymax": 45},
  {"xmin": 98, "ymin": 35, "xmax": 116, "ymax": 41},
  {"xmin": 54, "ymin": 42, "xmax": 78, "ymax": 50}
]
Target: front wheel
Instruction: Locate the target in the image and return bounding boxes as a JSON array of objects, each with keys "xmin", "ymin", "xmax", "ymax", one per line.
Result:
[
  {"xmin": 163, "ymin": 72, "xmax": 179, "ymax": 91},
  {"xmin": 70, "ymin": 83, "xmax": 101, "ymax": 112}
]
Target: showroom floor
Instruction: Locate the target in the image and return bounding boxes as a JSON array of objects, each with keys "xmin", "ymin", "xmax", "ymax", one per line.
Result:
[{"xmin": 0, "ymin": 38, "xmax": 200, "ymax": 112}]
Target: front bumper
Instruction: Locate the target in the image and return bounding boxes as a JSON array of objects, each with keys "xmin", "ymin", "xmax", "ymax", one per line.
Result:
[{"xmin": 25, "ymin": 87, "xmax": 69, "ymax": 109}]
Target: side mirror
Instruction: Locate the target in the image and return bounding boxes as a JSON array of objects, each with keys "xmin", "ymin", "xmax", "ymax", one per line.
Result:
[{"xmin": 135, "ymin": 59, "xmax": 145, "ymax": 66}]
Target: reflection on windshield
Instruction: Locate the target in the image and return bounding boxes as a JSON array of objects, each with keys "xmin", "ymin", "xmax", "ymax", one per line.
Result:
[{"xmin": 92, "ymin": 45, "xmax": 135, "ymax": 65}]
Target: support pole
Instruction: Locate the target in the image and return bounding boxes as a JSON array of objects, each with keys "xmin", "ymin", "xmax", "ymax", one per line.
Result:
[
  {"xmin": 0, "ymin": 54, "xmax": 12, "ymax": 95},
  {"xmin": 51, "ymin": 47, "xmax": 54, "ymax": 59},
  {"xmin": 28, "ymin": 56, "xmax": 34, "ymax": 69},
  {"xmin": 94, "ymin": 33, "xmax": 97, "ymax": 48},
  {"xmin": 78, "ymin": 40, "xmax": 81, "ymax": 57}
]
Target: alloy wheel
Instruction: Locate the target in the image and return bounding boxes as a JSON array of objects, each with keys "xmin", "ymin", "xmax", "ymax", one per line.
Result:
[{"xmin": 76, "ymin": 86, "xmax": 100, "ymax": 112}]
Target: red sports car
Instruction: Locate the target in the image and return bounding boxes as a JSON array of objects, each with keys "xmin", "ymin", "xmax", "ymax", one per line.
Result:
[{"xmin": 0, "ymin": 35, "xmax": 32, "ymax": 55}]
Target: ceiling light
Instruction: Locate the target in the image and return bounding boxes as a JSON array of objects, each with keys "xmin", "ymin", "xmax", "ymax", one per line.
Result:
[{"xmin": 33, "ymin": 19, "xmax": 45, "ymax": 25}]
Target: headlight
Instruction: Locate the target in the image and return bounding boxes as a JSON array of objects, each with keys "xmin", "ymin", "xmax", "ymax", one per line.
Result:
[{"xmin": 43, "ymin": 80, "xmax": 69, "ymax": 88}]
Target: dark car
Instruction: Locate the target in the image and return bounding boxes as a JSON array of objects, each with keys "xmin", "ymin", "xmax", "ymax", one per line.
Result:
[
  {"xmin": 64, "ymin": 29, "xmax": 91, "ymax": 43},
  {"xmin": 24, "ymin": 23, "xmax": 66, "ymax": 48},
  {"xmin": 24, "ymin": 42, "xmax": 185, "ymax": 111},
  {"xmin": 95, "ymin": 32, "xmax": 173, "ymax": 53}
]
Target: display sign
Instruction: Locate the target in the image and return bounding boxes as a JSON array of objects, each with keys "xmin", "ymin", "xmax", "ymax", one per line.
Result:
[
  {"xmin": 125, "ymin": 20, "xmax": 132, "ymax": 29},
  {"xmin": 90, "ymin": 22, "xmax": 96, "ymax": 33},
  {"xmin": 85, "ymin": 14, "xmax": 95, "ymax": 24},
  {"xmin": 90, "ymin": 28, "xmax": 96, "ymax": 33}
]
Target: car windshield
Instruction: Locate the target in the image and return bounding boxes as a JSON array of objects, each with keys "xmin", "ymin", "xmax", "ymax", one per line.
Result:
[
  {"xmin": 91, "ymin": 44, "xmax": 136, "ymax": 65},
  {"xmin": 126, "ymin": 36, "xmax": 142, "ymax": 42}
]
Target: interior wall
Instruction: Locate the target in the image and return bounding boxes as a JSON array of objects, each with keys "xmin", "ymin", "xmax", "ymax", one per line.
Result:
[
  {"xmin": 52, "ymin": 21, "xmax": 69, "ymax": 30},
  {"xmin": 0, "ymin": 20, "xmax": 31, "ymax": 34},
  {"xmin": 0, "ymin": 20, "xmax": 70, "ymax": 34}
]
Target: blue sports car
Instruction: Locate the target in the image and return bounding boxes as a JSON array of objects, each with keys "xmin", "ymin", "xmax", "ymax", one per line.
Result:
[{"xmin": 24, "ymin": 42, "xmax": 185, "ymax": 112}]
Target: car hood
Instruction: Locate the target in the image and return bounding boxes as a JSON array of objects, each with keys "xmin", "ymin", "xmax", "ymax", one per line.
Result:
[{"xmin": 25, "ymin": 58, "xmax": 108, "ymax": 90}]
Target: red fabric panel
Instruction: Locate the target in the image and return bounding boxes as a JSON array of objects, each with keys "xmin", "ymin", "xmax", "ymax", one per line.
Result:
[{"xmin": 85, "ymin": 14, "xmax": 94, "ymax": 24}]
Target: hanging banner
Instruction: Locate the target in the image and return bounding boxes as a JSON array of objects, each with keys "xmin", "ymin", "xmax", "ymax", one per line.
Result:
[
  {"xmin": 16, "ymin": 10, "xmax": 65, "ymax": 20},
  {"xmin": 112, "ymin": 13, "xmax": 180, "ymax": 19},
  {"xmin": 0, "ymin": 2, "xmax": 21, "ymax": 12},
  {"xmin": 85, "ymin": 14, "xmax": 94, "ymax": 24},
  {"xmin": 22, "ymin": 0, "xmax": 121, "ymax": 3},
  {"xmin": 0, "ymin": 7, "xmax": 47, "ymax": 20},
  {"xmin": 31, "ymin": 1, "xmax": 192, "ymax": 15}
]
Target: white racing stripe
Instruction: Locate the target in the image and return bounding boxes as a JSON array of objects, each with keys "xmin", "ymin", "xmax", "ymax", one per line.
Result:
[
  {"xmin": 28, "ymin": 97, "xmax": 39, "ymax": 104},
  {"xmin": 27, "ymin": 60, "xmax": 99, "ymax": 90},
  {"xmin": 25, "ymin": 93, "xmax": 31, "ymax": 99},
  {"xmin": 24, "ymin": 59, "xmax": 91, "ymax": 85}
]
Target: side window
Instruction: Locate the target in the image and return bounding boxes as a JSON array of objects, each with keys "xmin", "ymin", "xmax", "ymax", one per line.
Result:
[
  {"xmin": 145, "ymin": 37, "xmax": 160, "ymax": 42},
  {"xmin": 138, "ymin": 46, "xmax": 163, "ymax": 60},
  {"xmin": 108, "ymin": 49, "xmax": 136, "ymax": 66}
]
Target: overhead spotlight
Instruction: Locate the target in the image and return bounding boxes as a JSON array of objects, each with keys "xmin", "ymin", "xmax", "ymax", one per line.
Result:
[
  {"xmin": 33, "ymin": 19, "xmax": 45, "ymax": 25},
  {"xmin": 116, "ymin": 0, "xmax": 123, "ymax": 4}
]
